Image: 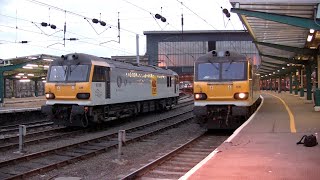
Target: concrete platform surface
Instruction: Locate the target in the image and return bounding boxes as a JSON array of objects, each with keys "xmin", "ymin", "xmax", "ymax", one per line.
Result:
[{"xmin": 181, "ymin": 91, "xmax": 320, "ymax": 180}]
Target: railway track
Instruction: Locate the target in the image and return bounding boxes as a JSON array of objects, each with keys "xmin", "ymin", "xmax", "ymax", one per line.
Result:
[
  {"xmin": 121, "ymin": 133, "xmax": 228, "ymax": 180},
  {"xmin": 0, "ymin": 120, "xmax": 54, "ymax": 135},
  {"xmin": 0, "ymin": 95, "xmax": 192, "ymax": 134},
  {"xmin": 0, "ymin": 110, "xmax": 194, "ymax": 180},
  {"xmin": 0, "ymin": 99, "xmax": 193, "ymax": 152},
  {"xmin": 0, "ymin": 127, "xmax": 84, "ymax": 151}
]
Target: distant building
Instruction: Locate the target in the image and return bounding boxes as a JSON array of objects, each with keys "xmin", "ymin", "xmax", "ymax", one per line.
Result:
[{"xmin": 144, "ymin": 30, "xmax": 259, "ymax": 81}]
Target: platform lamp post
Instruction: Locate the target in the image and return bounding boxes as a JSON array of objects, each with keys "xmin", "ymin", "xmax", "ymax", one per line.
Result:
[
  {"xmin": 0, "ymin": 70, "xmax": 4, "ymax": 107},
  {"xmin": 305, "ymin": 62, "xmax": 312, "ymax": 101},
  {"xmin": 314, "ymin": 55, "xmax": 320, "ymax": 111},
  {"xmin": 34, "ymin": 80, "xmax": 38, "ymax": 97},
  {"xmin": 294, "ymin": 70, "xmax": 299, "ymax": 96},
  {"xmin": 289, "ymin": 72, "xmax": 293, "ymax": 94}
]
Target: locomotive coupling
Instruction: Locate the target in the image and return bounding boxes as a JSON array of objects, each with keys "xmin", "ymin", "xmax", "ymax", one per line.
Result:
[
  {"xmin": 193, "ymin": 106, "xmax": 207, "ymax": 116},
  {"xmin": 71, "ymin": 105, "xmax": 85, "ymax": 115}
]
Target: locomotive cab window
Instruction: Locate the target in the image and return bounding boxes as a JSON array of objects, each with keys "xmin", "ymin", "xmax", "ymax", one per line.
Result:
[
  {"xmin": 48, "ymin": 65, "xmax": 90, "ymax": 82},
  {"xmin": 196, "ymin": 61, "xmax": 246, "ymax": 81},
  {"xmin": 197, "ymin": 63, "xmax": 219, "ymax": 80},
  {"xmin": 48, "ymin": 65, "xmax": 67, "ymax": 82},
  {"xmin": 167, "ymin": 76, "xmax": 172, "ymax": 87},
  {"xmin": 221, "ymin": 62, "xmax": 246, "ymax": 80},
  {"xmin": 93, "ymin": 66, "xmax": 107, "ymax": 82},
  {"xmin": 68, "ymin": 65, "xmax": 90, "ymax": 82}
]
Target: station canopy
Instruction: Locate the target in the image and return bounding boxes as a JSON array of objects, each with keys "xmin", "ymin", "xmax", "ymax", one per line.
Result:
[
  {"xmin": 0, "ymin": 54, "xmax": 60, "ymax": 81},
  {"xmin": 229, "ymin": 0, "xmax": 320, "ymax": 76}
]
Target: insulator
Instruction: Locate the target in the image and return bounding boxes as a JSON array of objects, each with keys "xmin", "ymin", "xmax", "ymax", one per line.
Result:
[
  {"xmin": 155, "ymin": 14, "xmax": 161, "ymax": 19},
  {"xmin": 21, "ymin": 41, "xmax": 28, "ymax": 44},
  {"xmin": 92, "ymin": 18, "xmax": 99, "ymax": 23},
  {"xmin": 69, "ymin": 38, "xmax": 78, "ymax": 41},
  {"xmin": 222, "ymin": 8, "xmax": 228, "ymax": 14},
  {"xmin": 50, "ymin": 24, "xmax": 56, "ymax": 29},
  {"xmin": 226, "ymin": 13, "xmax": 231, "ymax": 18},
  {"xmin": 161, "ymin": 17, "xmax": 166, "ymax": 22},
  {"xmin": 41, "ymin": 22, "xmax": 48, "ymax": 27},
  {"xmin": 100, "ymin": 21, "xmax": 106, "ymax": 26}
]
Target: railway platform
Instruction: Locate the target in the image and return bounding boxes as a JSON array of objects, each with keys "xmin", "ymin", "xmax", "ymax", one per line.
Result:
[
  {"xmin": 181, "ymin": 91, "xmax": 320, "ymax": 180},
  {"xmin": 0, "ymin": 96, "xmax": 45, "ymax": 114}
]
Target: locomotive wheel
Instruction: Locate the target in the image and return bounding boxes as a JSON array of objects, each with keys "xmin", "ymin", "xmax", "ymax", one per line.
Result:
[{"xmin": 80, "ymin": 115, "xmax": 89, "ymax": 128}]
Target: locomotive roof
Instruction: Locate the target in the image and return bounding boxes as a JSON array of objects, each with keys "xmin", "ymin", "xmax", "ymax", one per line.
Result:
[
  {"xmin": 52, "ymin": 53, "xmax": 177, "ymax": 75},
  {"xmin": 196, "ymin": 50, "xmax": 248, "ymax": 63}
]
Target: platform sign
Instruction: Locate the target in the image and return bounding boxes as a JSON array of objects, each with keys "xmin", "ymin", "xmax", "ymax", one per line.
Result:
[{"xmin": 151, "ymin": 76, "xmax": 157, "ymax": 96}]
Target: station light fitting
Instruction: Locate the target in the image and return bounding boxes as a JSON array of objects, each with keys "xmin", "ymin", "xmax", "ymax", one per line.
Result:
[
  {"xmin": 22, "ymin": 66, "xmax": 33, "ymax": 69},
  {"xmin": 26, "ymin": 64, "xmax": 38, "ymax": 67},
  {"xmin": 19, "ymin": 79, "xmax": 31, "ymax": 82},
  {"xmin": 27, "ymin": 56, "xmax": 38, "ymax": 60},
  {"xmin": 43, "ymin": 58, "xmax": 53, "ymax": 61},
  {"xmin": 307, "ymin": 35, "xmax": 313, "ymax": 42},
  {"xmin": 310, "ymin": 29, "xmax": 315, "ymax": 33},
  {"xmin": 222, "ymin": 8, "xmax": 231, "ymax": 18}
]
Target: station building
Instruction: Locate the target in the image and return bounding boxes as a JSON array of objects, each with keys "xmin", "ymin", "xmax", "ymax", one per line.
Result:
[
  {"xmin": 0, "ymin": 30, "xmax": 258, "ymax": 99},
  {"xmin": 143, "ymin": 30, "xmax": 259, "ymax": 82}
]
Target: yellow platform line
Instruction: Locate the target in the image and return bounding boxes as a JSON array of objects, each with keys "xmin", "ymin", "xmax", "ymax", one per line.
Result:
[{"xmin": 263, "ymin": 92, "xmax": 296, "ymax": 133}]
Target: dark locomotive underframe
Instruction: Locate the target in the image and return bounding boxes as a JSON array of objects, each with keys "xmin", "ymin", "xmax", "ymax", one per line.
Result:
[
  {"xmin": 194, "ymin": 97, "xmax": 261, "ymax": 129},
  {"xmin": 42, "ymin": 97, "xmax": 178, "ymax": 127}
]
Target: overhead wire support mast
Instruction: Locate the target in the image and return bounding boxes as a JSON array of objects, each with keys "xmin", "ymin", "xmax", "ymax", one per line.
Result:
[
  {"xmin": 176, "ymin": 0, "xmax": 218, "ymax": 30},
  {"xmin": 118, "ymin": 12, "xmax": 120, "ymax": 43}
]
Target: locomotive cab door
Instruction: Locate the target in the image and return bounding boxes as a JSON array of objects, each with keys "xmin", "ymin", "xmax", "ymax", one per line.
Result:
[
  {"xmin": 92, "ymin": 66, "xmax": 110, "ymax": 99},
  {"xmin": 105, "ymin": 67, "xmax": 110, "ymax": 98}
]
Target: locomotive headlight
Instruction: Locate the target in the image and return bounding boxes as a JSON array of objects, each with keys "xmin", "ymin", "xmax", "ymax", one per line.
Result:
[
  {"xmin": 45, "ymin": 93, "xmax": 55, "ymax": 99},
  {"xmin": 234, "ymin": 92, "xmax": 249, "ymax": 100},
  {"xmin": 194, "ymin": 93, "xmax": 207, "ymax": 100},
  {"xmin": 77, "ymin": 93, "xmax": 90, "ymax": 99}
]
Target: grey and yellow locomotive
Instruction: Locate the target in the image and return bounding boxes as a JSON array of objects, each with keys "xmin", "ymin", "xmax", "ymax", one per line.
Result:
[
  {"xmin": 193, "ymin": 50, "xmax": 260, "ymax": 129},
  {"xmin": 42, "ymin": 53, "xmax": 179, "ymax": 127}
]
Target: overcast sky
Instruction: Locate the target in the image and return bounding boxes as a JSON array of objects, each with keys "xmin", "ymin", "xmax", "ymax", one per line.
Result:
[{"xmin": 0, "ymin": 0, "xmax": 244, "ymax": 59}]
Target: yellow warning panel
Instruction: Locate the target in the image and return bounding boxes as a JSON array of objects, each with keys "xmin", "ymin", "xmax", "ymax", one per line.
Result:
[{"xmin": 151, "ymin": 76, "xmax": 157, "ymax": 96}]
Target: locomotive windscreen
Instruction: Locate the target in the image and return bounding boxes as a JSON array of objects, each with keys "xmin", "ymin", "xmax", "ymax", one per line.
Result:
[
  {"xmin": 48, "ymin": 65, "xmax": 90, "ymax": 82},
  {"xmin": 197, "ymin": 62, "xmax": 246, "ymax": 81}
]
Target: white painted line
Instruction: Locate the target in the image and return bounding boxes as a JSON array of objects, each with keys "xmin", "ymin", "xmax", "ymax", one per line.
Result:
[
  {"xmin": 179, "ymin": 149, "xmax": 219, "ymax": 180},
  {"xmin": 179, "ymin": 95, "xmax": 265, "ymax": 179},
  {"xmin": 225, "ymin": 95, "xmax": 265, "ymax": 143}
]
